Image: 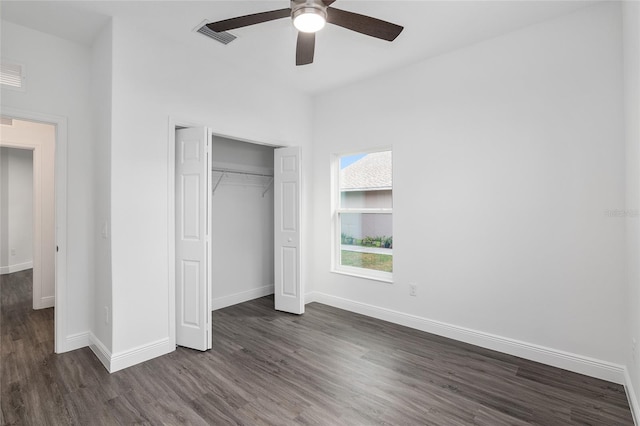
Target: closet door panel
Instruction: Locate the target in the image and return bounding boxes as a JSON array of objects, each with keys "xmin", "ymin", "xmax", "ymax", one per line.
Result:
[
  {"xmin": 274, "ymin": 147, "xmax": 303, "ymax": 314},
  {"xmin": 175, "ymin": 127, "xmax": 212, "ymax": 350}
]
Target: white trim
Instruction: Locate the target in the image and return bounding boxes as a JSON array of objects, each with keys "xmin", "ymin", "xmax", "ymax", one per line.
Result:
[
  {"xmin": 0, "ymin": 261, "xmax": 33, "ymax": 274},
  {"xmin": 89, "ymin": 332, "xmax": 112, "ymax": 372},
  {"xmin": 305, "ymin": 292, "xmax": 318, "ymax": 303},
  {"xmin": 331, "ymin": 266, "xmax": 393, "ymax": 283},
  {"xmin": 39, "ymin": 295, "xmax": 54, "ymax": 309},
  {"xmin": 0, "ymin": 107, "xmax": 67, "ymax": 354},
  {"xmin": 341, "ymin": 187, "xmax": 392, "ymax": 193},
  {"xmin": 213, "ymin": 285, "xmax": 274, "ymax": 311},
  {"xmin": 89, "ymin": 333, "xmax": 174, "ymax": 373},
  {"xmin": 167, "ymin": 117, "xmax": 178, "ymax": 353},
  {"xmin": 110, "ymin": 338, "xmax": 173, "ymax": 373},
  {"xmin": 625, "ymin": 367, "xmax": 640, "ymax": 425},
  {"xmin": 65, "ymin": 331, "xmax": 91, "ymax": 352},
  {"xmin": 32, "ymin": 145, "xmax": 42, "ymax": 309},
  {"xmin": 307, "ymin": 291, "xmax": 626, "ymax": 384},
  {"xmin": 337, "ymin": 208, "xmax": 393, "ymax": 214}
]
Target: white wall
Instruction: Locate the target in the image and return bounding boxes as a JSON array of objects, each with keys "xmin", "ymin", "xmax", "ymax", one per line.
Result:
[
  {"xmin": 212, "ymin": 135, "xmax": 275, "ymax": 170},
  {"xmin": 1, "ymin": 21, "xmax": 93, "ymax": 344},
  {"xmin": 211, "ymin": 137, "xmax": 275, "ymax": 309},
  {"xmin": 623, "ymin": 0, "xmax": 640, "ymax": 416},
  {"xmin": 0, "ymin": 147, "xmax": 33, "ymax": 273},
  {"xmin": 312, "ymin": 2, "xmax": 626, "ymax": 376},
  {"xmin": 90, "ymin": 21, "xmax": 113, "ymax": 352},
  {"xmin": 107, "ymin": 18, "xmax": 313, "ymax": 367}
]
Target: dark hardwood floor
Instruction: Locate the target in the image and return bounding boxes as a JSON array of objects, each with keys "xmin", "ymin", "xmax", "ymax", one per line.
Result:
[{"xmin": 1, "ymin": 270, "xmax": 634, "ymax": 425}]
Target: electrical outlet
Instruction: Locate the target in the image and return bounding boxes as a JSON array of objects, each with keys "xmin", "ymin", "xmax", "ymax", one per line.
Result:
[
  {"xmin": 11, "ymin": 248, "xmax": 16, "ymax": 256},
  {"xmin": 409, "ymin": 284, "xmax": 417, "ymax": 297},
  {"xmin": 104, "ymin": 306, "xmax": 110, "ymax": 325}
]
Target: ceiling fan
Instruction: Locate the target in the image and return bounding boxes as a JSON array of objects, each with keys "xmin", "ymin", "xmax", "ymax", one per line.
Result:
[{"xmin": 206, "ymin": 0, "xmax": 404, "ymax": 66}]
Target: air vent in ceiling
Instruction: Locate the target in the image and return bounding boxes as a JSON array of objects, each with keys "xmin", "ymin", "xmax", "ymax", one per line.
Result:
[{"xmin": 196, "ymin": 23, "xmax": 237, "ymax": 45}]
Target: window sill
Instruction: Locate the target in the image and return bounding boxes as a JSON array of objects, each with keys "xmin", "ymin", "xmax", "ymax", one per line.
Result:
[{"xmin": 331, "ymin": 267, "xmax": 393, "ymax": 284}]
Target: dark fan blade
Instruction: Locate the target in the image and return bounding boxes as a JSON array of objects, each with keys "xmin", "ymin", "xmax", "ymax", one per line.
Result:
[
  {"xmin": 322, "ymin": 0, "xmax": 337, "ymax": 6},
  {"xmin": 296, "ymin": 32, "xmax": 315, "ymax": 66},
  {"xmin": 326, "ymin": 8, "xmax": 403, "ymax": 41},
  {"xmin": 207, "ymin": 8, "xmax": 291, "ymax": 32}
]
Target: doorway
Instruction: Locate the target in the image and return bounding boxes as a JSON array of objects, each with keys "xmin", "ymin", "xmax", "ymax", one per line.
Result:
[
  {"xmin": 206, "ymin": 134, "xmax": 304, "ymax": 315},
  {"xmin": 0, "ymin": 147, "xmax": 33, "ymax": 276},
  {"xmin": 210, "ymin": 135, "xmax": 276, "ymax": 310},
  {"xmin": 0, "ymin": 109, "xmax": 68, "ymax": 353},
  {"xmin": 168, "ymin": 122, "xmax": 304, "ymax": 351},
  {"xmin": 0, "ymin": 119, "xmax": 55, "ymax": 310}
]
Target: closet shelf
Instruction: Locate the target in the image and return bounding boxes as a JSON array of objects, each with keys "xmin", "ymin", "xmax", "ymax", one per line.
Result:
[
  {"xmin": 212, "ymin": 167, "xmax": 273, "ymax": 178},
  {"xmin": 212, "ymin": 168, "xmax": 274, "ymax": 196}
]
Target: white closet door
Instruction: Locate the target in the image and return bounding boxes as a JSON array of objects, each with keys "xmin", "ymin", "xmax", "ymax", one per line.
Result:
[
  {"xmin": 274, "ymin": 146, "xmax": 304, "ymax": 314},
  {"xmin": 175, "ymin": 127, "xmax": 212, "ymax": 350}
]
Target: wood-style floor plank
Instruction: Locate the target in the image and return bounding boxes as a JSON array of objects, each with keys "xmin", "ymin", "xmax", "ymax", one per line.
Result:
[{"xmin": 1, "ymin": 270, "xmax": 634, "ymax": 425}]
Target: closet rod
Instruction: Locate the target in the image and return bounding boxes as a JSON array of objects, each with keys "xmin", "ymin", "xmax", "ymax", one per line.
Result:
[{"xmin": 211, "ymin": 168, "xmax": 273, "ymax": 178}]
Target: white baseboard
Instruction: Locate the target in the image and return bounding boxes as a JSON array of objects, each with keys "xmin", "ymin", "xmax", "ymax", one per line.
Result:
[
  {"xmin": 0, "ymin": 261, "xmax": 33, "ymax": 275},
  {"xmin": 89, "ymin": 333, "xmax": 174, "ymax": 373},
  {"xmin": 89, "ymin": 333, "xmax": 113, "ymax": 372},
  {"xmin": 213, "ymin": 285, "xmax": 274, "ymax": 311},
  {"xmin": 307, "ymin": 291, "xmax": 626, "ymax": 385},
  {"xmin": 63, "ymin": 331, "xmax": 91, "ymax": 352},
  {"xmin": 625, "ymin": 367, "xmax": 640, "ymax": 425},
  {"xmin": 34, "ymin": 295, "xmax": 54, "ymax": 310},
  {"xmin": 109, "ymin": 337, "xmax": 174, "ymax": 373},
  {"xmin": 305, "ymin": 292, "xmax": 318, "ymax": 304}
]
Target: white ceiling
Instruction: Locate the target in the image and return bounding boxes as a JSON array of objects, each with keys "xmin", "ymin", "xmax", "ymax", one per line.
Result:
[{"xmin": 1, "ymin": 0, "xmax": 597, "ymax": 94}]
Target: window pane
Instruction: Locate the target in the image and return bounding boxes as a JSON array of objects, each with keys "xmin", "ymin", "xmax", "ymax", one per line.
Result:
[
  {"xmin": 339, "ymin": 151, "xmax": 392, "ymax": 209},
  {"xmin": 340, "ymin": 153, "xmax": 367, "ymax": 169},
  {"xmin": 340, "ymin": 213, "xmax": 392, "ymax": 273}
]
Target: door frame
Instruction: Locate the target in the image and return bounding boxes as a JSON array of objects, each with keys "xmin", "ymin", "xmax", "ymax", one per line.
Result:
[{"xmin": 1, "ymin": 106, "xmax": 68, "ymax": 354}]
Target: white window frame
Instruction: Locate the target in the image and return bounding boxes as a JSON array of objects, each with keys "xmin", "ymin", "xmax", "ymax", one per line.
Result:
[{"xmin": 331, "ymin": 148, "xmax": 393, "ymax": 283}]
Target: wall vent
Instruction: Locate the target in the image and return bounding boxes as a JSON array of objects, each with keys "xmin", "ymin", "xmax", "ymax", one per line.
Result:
[
  {"xmin": 0, "ymin": 62, "xmax": 25, "ymax": 89},
  {"xmin": 197, "ymin": 24, "xmax": 237, "ymax": 45}
]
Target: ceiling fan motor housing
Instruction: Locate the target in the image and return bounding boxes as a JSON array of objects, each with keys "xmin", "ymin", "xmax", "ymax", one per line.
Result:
[{"xmin": 291, "ymin": 0, "xmax": 328, "ymax": 22}]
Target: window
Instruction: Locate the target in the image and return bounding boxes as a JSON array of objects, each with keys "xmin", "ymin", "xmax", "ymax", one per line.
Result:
[{"xmin": 333, "ymin": 149, "xmax": 393, "ymax": 281}]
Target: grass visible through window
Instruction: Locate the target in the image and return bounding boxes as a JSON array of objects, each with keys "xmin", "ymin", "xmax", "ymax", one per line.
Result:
[{"xmin": 341, "ymin": 250, "xmax": 393, "ymax": 273}]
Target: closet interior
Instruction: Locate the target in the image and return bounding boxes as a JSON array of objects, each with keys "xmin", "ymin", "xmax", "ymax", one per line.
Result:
[{"xmin": 210, "ymin": 135, "xmax": 276, "ymax": 309}]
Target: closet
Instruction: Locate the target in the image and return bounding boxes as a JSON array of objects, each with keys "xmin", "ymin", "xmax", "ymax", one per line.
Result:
[{"xmin": 210, "ymin": 135, "xmax": 276, "ymax": 310}]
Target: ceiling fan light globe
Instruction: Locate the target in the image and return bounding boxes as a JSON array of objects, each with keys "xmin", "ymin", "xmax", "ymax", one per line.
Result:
[{"xmin": 293, "ymin": 8, "xmax": 326, "ymax": 33}]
